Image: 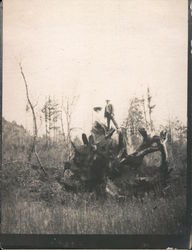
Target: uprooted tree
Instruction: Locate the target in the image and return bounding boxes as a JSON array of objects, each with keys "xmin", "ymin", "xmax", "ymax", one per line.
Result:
[
  {"xmin": 17, "ymin": 65, "xmax": 171, "ymax": 197},
  {"xmin": 62, "ymin": 120, "xmax": 170, "ymax": 197}
]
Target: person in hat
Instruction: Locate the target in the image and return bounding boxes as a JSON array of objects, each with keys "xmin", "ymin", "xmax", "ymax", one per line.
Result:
[
  {"xmin": 92, "ymin": 106, "xmax": 107, "ymax": 137},
  {"xmin": 93, "ymin": 106, "xmax": 103, "ymax": 124},
  {"xmin": 104, "ymin": 99, "xmax": 119, "ymax": 130},
  {"xmin": 93, "ymin": 106, "xmax": 106, "ymax": 127}
]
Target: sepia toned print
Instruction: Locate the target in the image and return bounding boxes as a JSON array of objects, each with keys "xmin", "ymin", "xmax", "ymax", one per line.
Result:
[{"xmin": 2, "ymin": 0, "xmax": 188, "ymax": 234}]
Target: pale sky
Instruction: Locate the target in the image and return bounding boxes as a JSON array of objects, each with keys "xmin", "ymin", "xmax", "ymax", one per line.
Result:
[{"xmin": 3, "ymin": 0, "xmax": 188, "ymax": 136}]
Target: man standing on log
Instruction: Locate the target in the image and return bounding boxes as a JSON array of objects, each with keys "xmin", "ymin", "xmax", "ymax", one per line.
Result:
[{"xmin": 104, "ymin": 99, "xmax": 119, "ymax": 130}]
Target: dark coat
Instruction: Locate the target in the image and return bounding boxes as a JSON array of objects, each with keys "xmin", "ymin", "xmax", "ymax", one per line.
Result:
[{"xmin": 104, "ymin": 103, "xmax": 114, "ymax": 118}]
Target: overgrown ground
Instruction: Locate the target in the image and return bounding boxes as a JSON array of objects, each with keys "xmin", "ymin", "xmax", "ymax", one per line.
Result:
[
  {"xmin": 1, "ymin": 118, "xmax": 187, "ymax": 234},
  {"xmin": 1, "ymin": 192, "xmax": 186, "ymax": 234}
]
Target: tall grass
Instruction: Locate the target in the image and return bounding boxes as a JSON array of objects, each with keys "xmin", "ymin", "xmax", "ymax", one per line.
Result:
[
  {"xmin": 1, "ymin": 118, "xmax": 187, "ymax": 234},
  {"xmin": 1, "ymin": 192, "xmax": 186, "ymax": 234}
]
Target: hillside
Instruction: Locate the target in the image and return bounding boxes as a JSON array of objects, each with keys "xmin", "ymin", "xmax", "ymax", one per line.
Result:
[{"xmin": 2, "ymin": 117, "xmax": 32, "ymax": 162}]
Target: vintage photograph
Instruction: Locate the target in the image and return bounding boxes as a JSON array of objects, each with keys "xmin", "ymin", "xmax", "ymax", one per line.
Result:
[{"xmin": 2, "ymin": 0, "xmax": 188, "ymax": 234}]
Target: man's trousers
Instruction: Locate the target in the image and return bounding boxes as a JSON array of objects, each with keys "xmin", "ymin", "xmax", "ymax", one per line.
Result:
[{"xmin": 106, "ymin": 115, "xmax": 119, "ymax": 130}]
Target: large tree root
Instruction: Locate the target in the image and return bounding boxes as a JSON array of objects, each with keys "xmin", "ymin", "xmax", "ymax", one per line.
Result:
[{"xmin": 64, "ymin": 123, "xmax": 169, "ymax": 194}]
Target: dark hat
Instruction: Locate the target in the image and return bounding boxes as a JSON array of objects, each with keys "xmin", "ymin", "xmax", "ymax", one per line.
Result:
[{"xmin": 93, "ymin": 106, "xmax": 102, "ymax": 111}]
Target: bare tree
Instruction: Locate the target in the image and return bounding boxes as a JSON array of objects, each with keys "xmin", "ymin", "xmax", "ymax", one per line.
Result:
[
  {"xmin": 41, "ymin": 96, "xmax": 49, "ymax": 146},
  {"xmin": 42, "ymin": 96, "xmax": 61, "ymax": 145},
  {"xmin": 147, "ymin": 88, "xmax": 156, "ymax": 132},
  {"xmin": 60, "ymin": 98, "xmax": 66, "ymax": 143},
  {"xmin": 19, "ymin": 63, "xmax": 47, "ymax": 175},
  {"xmin": 62, "ymin": 95, "xmax": 78, "ymax": 160},
  {"xmin": 126, "ymin": 97, "xmax": 145, "ymax": 136},
  {"xmin": 141, "ymin": 96, "xmax": 148, "ymax": 129}
]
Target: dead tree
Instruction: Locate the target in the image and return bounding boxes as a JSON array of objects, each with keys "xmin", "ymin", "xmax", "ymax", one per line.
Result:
[
  {"xmin": 41, "ymin": 96, "xmax": 49, "ymax": 146},
  {"xmin": 19, "ymin": 63, "xmax": 47, "ymax": 176},
  {"xmin": 141, "ymin": 97, "xmax": 148, "ymax": 130},
  {"xmin": 147, "ymin": 88, "xmax": 156, "ymax": 132},
  {"xmin": 60, "ymin": 98, "xmax": 66, "ymax": 143},
  {"xmin": 42, "ymin": 96, "xmax": 62, "ymax": 145},
  {"xmin": 62, "ymin": 96, "xmax": 78, "ymax": 160}
]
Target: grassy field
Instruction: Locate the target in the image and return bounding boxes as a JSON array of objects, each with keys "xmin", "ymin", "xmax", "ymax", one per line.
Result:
[
  {"xmin": 1, "ymin": 118, "xmax": 187, "ymax": 234},
  {"xmin": 1, "ymin": 192, "xmax": 186, "ymax": 234},
  {"xmin": 1, "ymin": 159, "xmax": 187, "ymax": 235}
]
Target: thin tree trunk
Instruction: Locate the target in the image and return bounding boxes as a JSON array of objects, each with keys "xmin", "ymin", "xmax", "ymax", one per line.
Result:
[
  {"xmin": 19, "ymin": 63, "xmax": 47, "ymax": 176},
  {"xmin": 142, "ymin": 98, "xmax": 148, "ymax": 129},
  {"xmin": 19, "ymin": 63, "xmax": 37, "ymax": 161},
  {"xmin": 45, "ymin": 98, "xmax": 48, "ymax": 146},
  {"xmin": 60, "ymin": 111, "xmax": 66, "ymax": 142}
]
